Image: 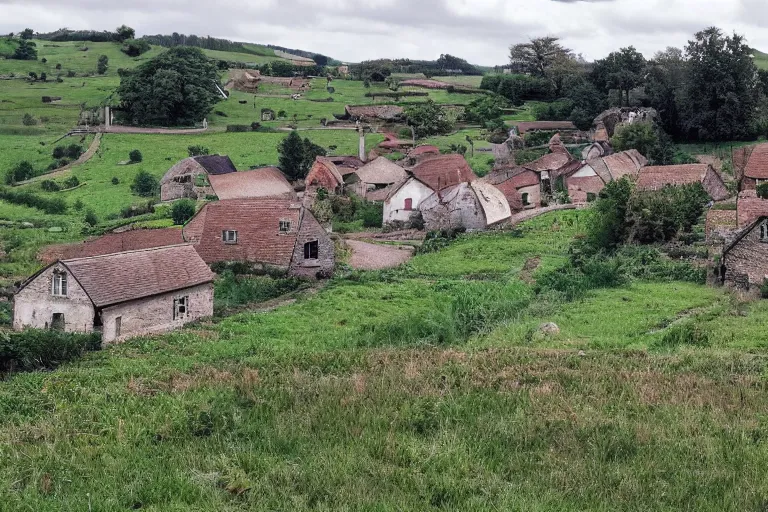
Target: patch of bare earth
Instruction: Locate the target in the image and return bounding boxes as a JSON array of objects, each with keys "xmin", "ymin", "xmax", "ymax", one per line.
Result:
[{"xmin": 346, "ymin": 240, "xmax": 414, "ymax": 270}]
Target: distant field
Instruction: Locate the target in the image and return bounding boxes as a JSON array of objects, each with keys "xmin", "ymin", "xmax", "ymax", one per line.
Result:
[
  {"xmin": 433, "ymin": 75, "xmax": 484, "ymax": 88},
  {"xmin": 202, "ymin": 48, "xmax": 284, "ymax": 66}
]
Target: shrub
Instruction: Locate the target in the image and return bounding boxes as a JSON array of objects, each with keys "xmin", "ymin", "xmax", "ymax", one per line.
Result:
[
  {"xmin": 40, "ymin": 180, "xmax": 61, "ymax": 192},
  {"xmin": 362, "ymin": 203, "xmax": 383, "ymax": 228},
  {"xmin": 0, "ymin": 329, "xmax": 101, "ymax": 374},
  {"xmin": 0, "ymin": 189, "xmax": 67, "ymax": 214},
  {"xmin": 120, "ymin": 38, "xmax": 150, "ymax": 57},
  {"xmin": 21, "ymin": 113, "xmax": 37, "ymax": 126},
  {"xmin": 120, "ymin": 200, "xmax": 155, "ymax": 219},
  {"xmin": 66, "ymin": 70, "xmax": 76, "ymax": 78},
  {"xmin": 128, "ymin": 149, "xmax": 143, "ymax": 163},
  {"xmin": 73, "ymin": 198, "xmax": 84, "ymax": 211},
  {"xmin": 111, "ymin": 177, "xmax": 120, "ymax": 185},
  {"xmin": 214, "ymin": 272, "xmax": 309, "ymax": 315},
  {"xmin": 84, "ymin": 209, "xmax": 99, "ymax": 226},
  {"xmin": 62, "ymin": 176, "xmax": 80, "ymax": 189},
  {"xmin": 187, "ymin": 145, "xmax": 209, "ymax": 157},
  {"xmin": 130, "ymin": 170, "xmax": 158, "ymax": 197},
  {"xmin": 40, "ymin": 72, "xmax": 47, "ymax": 82},
  {"xmin": 96, "ymin": 55, "xmax": 108, "ymax": 75},
  {"xmin": 171, "ymin": 199, "xmax": 196, "ymax": 225},
  {"xmin": 226, "ymin": 124, "xmax": 250, "ymax": 132},
  {"xmin": 5, "ymin": 161, "xmax": 36, "ymax": 184}
]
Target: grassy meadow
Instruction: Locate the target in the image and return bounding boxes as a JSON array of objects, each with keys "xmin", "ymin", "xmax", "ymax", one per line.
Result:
[{"xmin": 3, "ymin": 211, "xmax": 768, "ymax": 510}]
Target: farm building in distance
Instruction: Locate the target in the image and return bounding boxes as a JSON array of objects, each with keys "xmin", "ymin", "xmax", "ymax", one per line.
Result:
[
  {"xmin": 346, "ymin": 157, "xmax": 408, "ymax": 201},
  {"xmin": 14, "ymin": 246, "xmax": 215, "ymax": 343},
  {"xmin": 637, "ymin": 164, "xmax": 729, "ymax": 201},
  {"xmin": 733, "ymin": 143, "xmax": 768, "ymax": 191},
  {"xmin": 160, "ymin": 155, "xmax": 237, "ymax": 201},
  {"xmin": 39, "ymin": 228, "xmax": 184, "ymax": 263},
  {"xmin": 182, "ymin": 199, "xmax": 334, "ymax": 278},
  {"xmin": 305, "ymin": 157, "xmax": 345, "ymax": 195}
]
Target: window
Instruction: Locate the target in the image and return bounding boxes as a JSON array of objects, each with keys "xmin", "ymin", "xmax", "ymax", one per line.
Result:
[
  {"xmin": 522, "ymin": 193, "xmax": 530, "ymax": 206},
  {"xmin": 761, "ymin": 222, "xmax": 768, "ymax": 242},
  {"xmin": 51, "ymin": 271, "xmax": 67, "ymax": 297},
  {"xmin": 173, "ymin": 296, "xmax": 189, "ymax": 320},
  {"xmin": 115, "ymin": 316, "xmax": 122, "ymax": 338},
  {"xmin": 304, "ymin": 240, "xmax": 319, "ymax": 260},
  {"xmin": 279, "ymin": 220, "xmax": 292, "ymax": 233},
  {"xmin": 222, "ymin": 230, "xmax": 238, "ymax": 244},
  {"xmin": 404, "ymin": 198, "xmax": 413, "ymax": 211},
  {"xmin": 51, "ymin": 313, "xmax": 65, "ymax": 331}
]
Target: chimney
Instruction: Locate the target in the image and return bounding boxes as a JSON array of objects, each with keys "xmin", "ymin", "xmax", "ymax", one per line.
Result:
[{"xmin": 358, "ymin": 126, "xmax": 366, "ymax": 163}]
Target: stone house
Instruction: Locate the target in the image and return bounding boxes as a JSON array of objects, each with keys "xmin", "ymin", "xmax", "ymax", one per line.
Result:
[
  {"xmin": 721, "ymin": 216, "xmax": 768, "ymax": 291},
  {"xmin": 481, "ymin": 167, "xmax": 541, "ymax": 211},
  {"xmin": 346, "ymin": 157, "xmax": 408, "ymax": 200},
  {"xmin": 160, "ymin": 155, "xmax": 238, "ymax": 201},
  {"xmin": 14, "ymin": 245, "xmax": 215, "ymax": 344},
  {"xmin": 183, "ymin": 199, "xmax": 334, "ymax": 278},
  {"xmin": 733, "ymin": 143, "xmax": 768, "ymax": 191},
  {"xmin": 305, "ymin": 157, "xmax": 345, "ymax": 195},
  {"xmin": 636, "ymin": 164, "xmax": 729, "ymax": 201},
  {"xmin": 419, "ymin": 181, "xmax": 511, "ymax": 232}
]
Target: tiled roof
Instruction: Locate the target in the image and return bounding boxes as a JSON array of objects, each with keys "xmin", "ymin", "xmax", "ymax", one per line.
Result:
[
  {"xmin": 328, "ymin": 156, "xmax": 364, "ymax": 173},
  {"xmin": 637, "ymin": 164, "xmax": 710, "ymax": 191},
  {"xmin": 193, "ymin": 155, "xmax": 238, "ymax": 176},
  {"xmin": 409, "ymin": 145, "xmax": 441, "ymax": 158},
  {"xmin": 345, "ymin": 105, "xmax": 404, "ymax": 121},
  {"xmin": 523, "ymin": 152, "xmax": 573, "ymax": 173},
  {"xmin": 209, "ymin": 168, "xmax": 296, "ymax": 200},
  {"xmin": 743, "ymin": 144, "xmax": 768, "ymax": 179},
  {"xmin": 603, "ymin": 151, "xmax": 642, "ymax": 180},
  {"xmin": 60, "ymin": 245, "xmax": 214, "ymax": 308},
  {"xmin": 306, "ymin": 157, "xmax": 344, "ymax": 189},
  {"xmin": 411, "ymin": 154, "xmax": 477, "ymax": 191},
  {"xmin": 183, "ymin": 199, "xmax": 303, "ymax": 266},
  {"xmin": 39, "ymin": 228, "xmax": 184, "ymax": 264},
  {"xmin": 586, "ymin": 158, "xmax": 612, "ymax": 184},
  {"xmin": 365, "ymin": 185, "xmax": 395, "ymax": 202},
  {"xmin": 355, "ymin": 157, "xmax": 408, "ymax": 185},
  {"xmin": 737, "ymin": 195, "xmax": 768, "ymax": 228},
  {"xmin": 515, "ymin": 121, "xmax": 578, "ymax": 134},
  {"xmin": 484, "ymin": 167, "xmax": 540, "ymax": 189}
]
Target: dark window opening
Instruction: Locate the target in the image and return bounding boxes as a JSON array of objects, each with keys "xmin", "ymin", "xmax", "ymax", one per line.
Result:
[
  {"xmin": 522, "ymin": 193, "xmax": 530, "ymax": 206},
  {"xmin": 761, "ymin": 222, "xmax": 768, "ymax": 242},
  {"xmin": 115, "ymin": 316, "xmax": 122, "ymax": 338},
  {"xmin": 304, "ymin": 240, "xmax": 319, "ymax": 260},
  {"xmin": 173, "ymin": 296, "xmax": 189, "ymax": 320},
  {"xmin": 279, "ymin": 220, "xmax": 291, "ymax": 233},
  {"xmin": 51, "ymin": 313, "xmax": 65, "ymax": 331}
]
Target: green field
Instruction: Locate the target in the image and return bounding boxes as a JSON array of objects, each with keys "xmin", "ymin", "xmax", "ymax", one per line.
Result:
[{"xmin": 3, "ymin": 211, "xmax": 768, "ymax": 510}]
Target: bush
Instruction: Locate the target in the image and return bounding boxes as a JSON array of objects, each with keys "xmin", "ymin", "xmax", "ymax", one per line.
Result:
[
  {"xmin": 361, "ymin": 202, "xmax": 384, "ymax": 228},
  {"xmin": 52, "ymin": 144, "xmax": 83, "ymax": 160},
  {"xmin": 171, "ymin": 199, "xmax": 196, "ymax": 225},
  {"xmin": 66, "ymin": 70, "xmax": 76, "ymax": 78},
  {"xmin": 214, "ymin": 272, "xmax": 309, "ymax": 315},
  {"xmin": 128, "ymin": 149, "xmax": 143, "ymax": 163},
  {"xmin": 5, "ymin": 161, "xmax": 36, "ymax": 184},
  {"xmin": 0, "ymin": 189, "xmax": 66, "ymax": 214},
  {"xmin": 130, "ymin": 170, "xmax": 158, "ymax": 197},
  {"xmin": 111, "ymin": 177, "xmax": 120, "ymax": 185},
  {"xmin": 187, "ymin": 145, "xmax": 209, "ymax": 157},
  {"xmin": 120, "ymin": 38, "xmax": 150, "ymax": 57},
  {"xmin": 84, "ymin": 209, "xmax": 99, "ymax": 226},
  {"xmin": 21, "ymin": 113, "xmax": 37, "ymax": 126},
  {"xmin": 226, "ymin": 124, "xmax": 250, "ymax": 132},
  {"xmin": 40, "ymin": 180, "xmax": 61, "ymax": 192},
  {"xmin": 62, "ymin": 176, "xmax": 80, "ymax": 189},
  {"xmin": 0, "ymin": 329, "xmax": 101, "ymax": 374},
  {"xmin": 120, "ymin": 200, "xmax": 155, "ymax": 219}
]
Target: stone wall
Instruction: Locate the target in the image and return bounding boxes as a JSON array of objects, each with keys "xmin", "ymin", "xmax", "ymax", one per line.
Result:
[
  {"xmin": 290, "ymin": 211, "xmax": 335, "ymax": 278},
  {"xmin": 420, "ymin": 184, "xmax": 487, "ymax": 232},
  {"xmin": 14, "ymin": 264, "xmax": 96, "ymax": 333},
  {"xmin": 724, "ymin": 222, "xmax": 768, "ymax": 290},
  {"xmin": 101, "ymin": 283, "xmax": 214, "ymax": 344}
]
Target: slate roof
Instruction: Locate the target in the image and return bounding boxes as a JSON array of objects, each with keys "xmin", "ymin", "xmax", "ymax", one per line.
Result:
[
  {"xmin": 209, "ymin": 168, "xmax": 296, "ymax": 200},
  {"xmin": 742, "ymin": 144, "xmax": 768, "ymax": 179},
  {"xmin": 355, "ymin": 157, "xmax": 408, "ymax": 185},
  {"xmin": 514, "ymin": 121, "xmax": 578, "ymax": 134},
  {"xmin": 193, "ymin": 155, "xmax": 238, "ymax": 176},
  {"xmin": 636, "ymin": 164, "xmax": 710, "ymax": 190},
  {"xmin": 410, "ymin": 154, "xmax": 477, "ymax": 191},
  {"xmin": 39, "ymin": 228, "xmax": 184, "ymax": 264},
  {"xmin": 183, "ymin": 199, "xmax": 303, "ymax": 266},
  {"xmin": 35, "ymin": 245, "xmax": 214, "ymax": 309}
]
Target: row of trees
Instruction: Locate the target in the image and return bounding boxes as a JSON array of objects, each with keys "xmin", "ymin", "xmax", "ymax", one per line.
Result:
[
  {"xmin": 500, "ymin": 27, "xmax": 767, "ymax": 142},
  {"xmin": 350, "ymin": 55, "xmax": 481, "ymax": 83}
]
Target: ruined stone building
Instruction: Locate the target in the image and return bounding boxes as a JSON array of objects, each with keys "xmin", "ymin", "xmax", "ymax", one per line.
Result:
[
  {"xmin": 160, "ymin": 155, "xmax": 238, "ymax": 201},
  {"xmin": 182, "ymin": 199, "xmax": 334, "ymax": 278},
  {"xmin": 721, "ymin": 216, "xmax": 768, "ymax": 292},
  {"xmin": 419, "ymin": 180, "xmax": 512, "ymax": 232},
  {"xmin": 14, "ymin": 245, "xmax": 215, "ymax": 343},
  {"xmin": 481, "ymin": 167, "xmax": 541, "ymax": 211}
]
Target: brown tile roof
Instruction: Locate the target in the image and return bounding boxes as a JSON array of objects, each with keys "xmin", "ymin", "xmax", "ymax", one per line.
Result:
[
  {"xmin": 484, "ymin": 167, "xmax": 540, "ymax": 189},
  {"xmin": 328, "ymin": 156, "xmax": 364, "ymax": 173},
  {"xmin": 470, "ymin": 181, "xmax": 512, "ymax": 226},
  {"xmin": 209, "ymin": 168, "xmax": 296, "ymax": 200},
  {"xmin": 637, "ymin": 164, "xmax": 710, "ymax": 191},
  {"xmin": 409, "ymin": 145, "xmax": 440, "ymax": 157},
  {"xmin": 193, "ymin": 155, "xmax": 238, "ymax": 176},
  {"xmin": 523, "ymin": 152, "xmax": 573, "ymax": 173},
  {"xmin": 737, "ymin": 194, "xmax": 768, "ymax": 228},
  {"xmin": 355, "ymin": 157, "xmax": 408, "ymax": 185},
  {"xmin": 366, "ymin": 185, "xmax": 395, "ymax": 202},
  {"xmin": 183, "ymin": 199, "xmax": 303, "ymax": 266},
  {"xmin": 39, "ymin": 228, "xmax": 184, "ymax": 264},
  {"xmin": 603, "ymin": 151, "xmax": 643, "ymax": 180},
  {"xmin": 58, "ymin": 245, "xmax": 214, "ymax": 308},
  {"xmin": 345, "ymin": 105, "xmax": 404, "ymax": 121},
  {"xmin": 306, "ymin": 157, "xmax": 344, "ymax": 190},
  {"xmin": 586, "ymin": 158, "xmax": 613, "ymax": 184},
  {"xmin": 743, "ymin": 144, "xmax": 768, "ymax": 179},
  {"xmin": 515, "ymin": 121, "xmax": 578, "ymax": 134},
  {"xmin": 410, "ymin": 154, "xmax": 477, "ymax": 191}
]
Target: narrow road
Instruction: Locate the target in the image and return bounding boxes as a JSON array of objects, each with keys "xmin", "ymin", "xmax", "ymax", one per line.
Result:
[
  {"xmin": 346, "ymin": 240, "xmax": 414, "ymax": 270},
  {"xmin": 19, "ymin": 133, "xmax": 102, "ymax": 185}
]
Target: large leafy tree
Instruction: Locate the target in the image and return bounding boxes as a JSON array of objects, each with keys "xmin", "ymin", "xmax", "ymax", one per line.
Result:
[
  {"xmin": 644, "ymin": 47, "xmax": 686, "ymax": 137},
  {"xmin": 611, "ymin": 122, "xmax": 659, "ymax": 157},
  {"xmin": 680, "ymin": 27, "xmax": 758, "ymax": 141},
  {"xmin": 590, "ymin": 46, "xmax": 646, "ymax": 106},
  {"xmin": 510, "ymin": 37, "xmax": 581, "ymax": 97},
  {"xmin": 11, "ymin": 39, "xmax": 37, "ymax": 61},
  {"xmin": 117, "ymin": 47, "xmax": 221, "ymax": 126},
  {"xmin": 404, "ymin": 100, "xmax": 454, "ymax": 138},
  {"xmin": 115, "ymin": 25, "xmax": 135, "ymax": 43}
]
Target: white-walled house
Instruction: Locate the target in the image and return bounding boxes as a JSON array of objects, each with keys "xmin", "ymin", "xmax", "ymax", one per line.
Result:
[
  {"xmin": 383, "ymin": 177, "xmax": 434, "ymax": 224},
  {"xmin": 14, "ymin": 245, "xmax": 215, "ymax": 344}
]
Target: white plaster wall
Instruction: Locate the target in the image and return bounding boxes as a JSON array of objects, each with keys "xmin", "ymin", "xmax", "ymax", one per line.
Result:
[
  {"xmin": 519, "ymin": 184, "xmax": 541, "ymax": 207},
  {"xmin": 101, "ymin": 283, "xmax": 214, "ymax": 344},
  {"xmin": 13, "ymin": 265, "xmax": 95, "ymax": 333},
  {"xmin": 384, "ymin": 179, "xmax": 434, "ymax": 223}
]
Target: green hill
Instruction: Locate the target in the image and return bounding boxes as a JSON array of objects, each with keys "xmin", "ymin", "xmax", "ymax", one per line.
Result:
[{"xmin": 753, "ymin": 49, "xmax": 768, "ymax": 70}]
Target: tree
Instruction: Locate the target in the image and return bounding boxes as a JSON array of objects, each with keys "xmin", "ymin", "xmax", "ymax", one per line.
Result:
[
  {"xmin": 591, "ymin": 47, "xmax": 646, "ymax": 106},
  {"xmin": 130, "ymin": 170, "xmax": 158, "ymax": 197},
  {"xmin": 277, "ymin": 131, "xmax": 327, "ymax": 180},
  {"xmin": 680, "ymin": 27, "xmax": 758, "ymax": 141},
  {"xmin": 312, "ymin": 54, "xmax": 329, "ymax": 67},
  {"xmin": 579, "ymin": 177, "xmax": 634, "ymax": 255},
  {"xmin": 404, "ymin": 100, "xmax": 454, "ymax": 138},
  {"xmin": 644, "ymin": 47, "xmax": 686, "ymax": 138},
  {"xmin": 12, "ymin": 40, "xmax": 37, "ymax": 60},
  {"xmin": 611, "ymin": 122, "xmax": 659, "ymax": 157},
  {"xmin": 117, "ymin": 47, "xmax": 221, "ymax": 126},
  {"xmin": 121, "ymin": 39, "xmax": 150, "ymax": 57},
  {"xmin": 5, "ymin": 161, "xmax": 35, "ymax": 185},
  {"xmin": 84, "ymin": 209, "xmax": 99, "ymax": 227},
  {"xmin": 509, "ymin": 37, "xmax": 575, "ymax": 83},
  {"xmin": 463, "ymin": 95, "xmax": 508, "ymax": 126},
  {"xmin": 129, "ymin": 149, "xmax": 143, "ymax": 163},
  {"xmin": 97, "ymin": 55, "xmax": 109, "ymax": 75},
  {"xmin": 20, "ymin": 28, "xmax": 33, "ymax": 40},
  {"xmin": 115, "ymin": 25, "xmax": 135, "ymax": 43},
  {"xmin": 171, "ymin": 199, "xmax": 196, "ymax": 225}
]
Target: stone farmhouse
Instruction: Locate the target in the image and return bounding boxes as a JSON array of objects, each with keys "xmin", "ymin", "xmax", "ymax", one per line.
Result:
[
  {"xmin": 733, "ymin": 143, "xmax": 768, "ymax": 191},
  {"xmin": 720, "ymin": 216, "xmax": 768, "ymax": 292},
  {"xmin": 305, "ymin": 157, "xmax": 345, "ymax": 195},
  {"xmin": 14, "ymin": 245, "xmax": 214, "ymax": 343},
  {"xmin": 481, "ymin": 167, "xmax": 541, "ymax": 211},
  {"xmin": 182, "ymin": 199, "xmax": 334, "ymax": 278},
  {"xmin": 419, "ymin": 180, "xmax": 512, "ymax": 231},
  {"xmin": 636, "ymin": 164, "xmax": 729, "ymax": 201},
  {"xmin": 557, "ymin": 150, "xmax": 647, "ymax": 204},
  {"xmin": 160, "ymin": 155, "xmax": 238, "ymax": 201}
]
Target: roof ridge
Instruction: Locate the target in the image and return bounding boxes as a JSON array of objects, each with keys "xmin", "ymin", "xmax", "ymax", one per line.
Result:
[{"xmin": 62, "ymin": 243, "xmax": 194, "ymax": 263}]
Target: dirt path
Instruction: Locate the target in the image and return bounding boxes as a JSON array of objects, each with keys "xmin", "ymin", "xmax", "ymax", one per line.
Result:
[
  {"xmin": 346, "ymin": 240, "xmax": 414, "ymax": 270},
  {"xmin": 20, "ymin": 133, "xmax": 102, "ymax": 184},
  {"xmin": 103, "ymin": 126, "xmax": 208, "ymax": 135}
]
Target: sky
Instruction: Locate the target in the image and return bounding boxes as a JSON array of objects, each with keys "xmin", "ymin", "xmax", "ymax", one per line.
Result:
[{"xmin": 1, "ymin": 0, "xmax": 768, "ymax": 65}]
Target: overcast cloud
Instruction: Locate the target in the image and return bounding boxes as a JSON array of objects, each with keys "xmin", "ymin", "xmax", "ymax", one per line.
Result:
[{"xmin": 1, "ymin": 0, "xmax": 767, "ymax": 65}]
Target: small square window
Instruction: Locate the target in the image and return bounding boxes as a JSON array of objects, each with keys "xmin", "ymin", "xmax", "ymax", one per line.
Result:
[
  {"xmin": 222, "ymin": 230, "xmax": 238, "ymax": 244},
  {"xmin": 51, "ymin": 271, "xmax": 67, "ymax": 297},
  {"xmin": 173, "ymin": 296, "xmax": 189, "ymax": 320},
  {"xmin": 279, "ymin": 220, "xmax": 291, "ymax": 233},
  {"xmin": 304, "ymin": 240, "xmax": 319, "ymax": 260}
]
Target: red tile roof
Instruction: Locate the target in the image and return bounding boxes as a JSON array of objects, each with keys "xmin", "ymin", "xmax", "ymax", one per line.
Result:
[
  {"xmin": 743, "ymin": 144, "xmax": 768, "ymax": 179},
  {"xmin": 306, "ymin": 157, "xmax": 344, "ymax": 190},
  {"xmin": 209, "ymin": 168, "xmax": 296, "ymax": 200},
  {"xmin": 410, "ymin": 154, "xmax": 477, "ymax": 191},
  {"xmin": 515, "ymin": 121, "xmax": 578, "ymax": 134},
  {"xmin": 54, "ymin": 245, "xmax": 214, "ymax": 308},
  {"xmin": 409, "ymin": 145, "xmax": 440, "ymax": 157},
  {"xmin": 603, "ymin": 151, "xmax": 642, "ymax": 180},
  {"xmin": 523, "ymin": 152, "xmax": 573, "ymax": 173},
  {"xmin": 39, "ymin": 228, "xmax": 184, "ymax": 264},
  {"xmin": 737, "ymin": 194, "xmax": 768, "ymax": 228},
  {"xmin": 637, "ymin": 164, "xmax": 710, "ymax": 190},
  {"xmin": 183, "ymin": 199, "xmax": 303, "ymax": 266}
]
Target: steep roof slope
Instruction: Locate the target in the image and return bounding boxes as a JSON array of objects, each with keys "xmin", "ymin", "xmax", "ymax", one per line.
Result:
[
  {"xmin": 39, "ymin": 228, "xmax": 184, "ymax": 264},
  {"xmin": 355, "ymin": 157, "xmax": 408, "ymax": 185},
  {"xmin": 209, "ymin": 168, "xmax": 296, "ymax": 200},
  {"xmin": 470, "ymin": 181, "xmax": 512, "ymax": 226},
  {"xmin": 410, "ymin": 154, "xmax": 477, "ymax": 191},
  {"xmin": 192, "ymin": 155, "xmax": 238, "ymax": 176}
]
